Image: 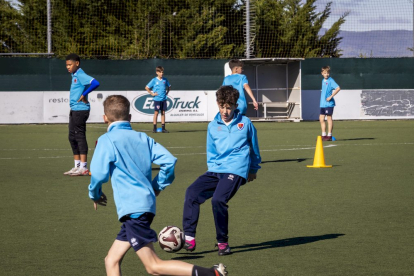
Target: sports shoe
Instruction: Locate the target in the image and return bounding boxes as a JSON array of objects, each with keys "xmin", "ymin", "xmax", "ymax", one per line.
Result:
[
  {"xmin": 325, "ymin": 136, "xmax": 332, "ymax": 141},
  {"xmin": 216, "ymin": 243, "xmax": 232, "ymax": 256},
  {"xmin": 212, "ymin": 263, "xmax": 227, "ymax": 276},
  {"xmin": 322, "ymin": 136, "xmax": 328, "ymax": 141},
  {"xmin": 70, "ymin": 167, "xmax": 90, "ymax": 176},
  {"xmin": 161, "ymin": 129, "xmax": 169, "ymax": 133},
  {"xmin": 183, "ymin": 239, "xmax": 196, "ymax": 252},
  {"xmin": 152, "ymin": 129, "xmax": 157, "ymax": 133},
  {"xmin": 64, "ymin": 167, "xmax": 78, "ymax": 175}
]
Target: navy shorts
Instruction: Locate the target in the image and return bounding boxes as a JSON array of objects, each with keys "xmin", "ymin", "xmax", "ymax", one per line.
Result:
[
  {"xmin": 320, "ymin": 107, "xmax": 334, "ymax": 115},
  {"xmin": 116, "ymin": 212, "xmax": 158, "ymax": 252},
  {"xmin": 154, "ymin": 100, "xmax": 167, "ymax": 111}
]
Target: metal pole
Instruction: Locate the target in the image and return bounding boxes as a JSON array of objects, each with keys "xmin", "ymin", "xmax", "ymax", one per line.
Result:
[
  {"xmin": 246, "ymin": 0, "xmax": 250, "ymax": 59},
  {"xmin": 47, "ymin": 0, "xmax": 52, "ymax": 54}
]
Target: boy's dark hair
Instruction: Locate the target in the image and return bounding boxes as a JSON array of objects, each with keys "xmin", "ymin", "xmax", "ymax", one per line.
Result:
[
  {"xmin": 66, "ymin": 53, "xmax": 81, "ymax": 63},
  {"xmin": 321, "ymin": 65, "xmax": 330, "ymax": 72},
  {"xmin": 216, "ymin": 86, "xmax": 239, "ymax": 106},
  {"xmin": 156, "ymin": 66, "xmax": 164, "ymax": 72},
  {"xmin": 229, "ymin": 59, "xmax": 243, "ymax": 70},
  {"xmin": 103, "ymin": 95, "xmax": 130, "ymax": 122}
]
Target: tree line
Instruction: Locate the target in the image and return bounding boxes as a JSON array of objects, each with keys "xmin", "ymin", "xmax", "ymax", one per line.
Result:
[{"xmin": 0, "ymin": 0, "xmax": 347, "ymax": 59}]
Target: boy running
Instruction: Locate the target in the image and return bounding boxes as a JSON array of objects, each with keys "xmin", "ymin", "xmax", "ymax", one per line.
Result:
[{"xmin": 88, "ymin": 95, "xmax": 227, "ymax": 276}]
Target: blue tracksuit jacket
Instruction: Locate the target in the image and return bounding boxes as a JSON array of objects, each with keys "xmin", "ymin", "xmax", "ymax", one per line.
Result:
[
  {"xmin": 88, "ymin": 121, "xmax": 177, "ymax": 220},
  {"xmin": 207, "ymin": 111, "xmax": 261, "ymax": 179}
]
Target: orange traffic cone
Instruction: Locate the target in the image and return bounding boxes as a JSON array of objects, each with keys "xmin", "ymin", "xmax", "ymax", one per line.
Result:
[{"xmin": 307, "ymin": 136, "xmax": 332, "ymax": 168}]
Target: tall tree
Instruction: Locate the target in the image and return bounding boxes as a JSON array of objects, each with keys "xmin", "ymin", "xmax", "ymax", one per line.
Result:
[{"xmin": 255, "ymin": 0, "xmax": 347, "ymax": 58}]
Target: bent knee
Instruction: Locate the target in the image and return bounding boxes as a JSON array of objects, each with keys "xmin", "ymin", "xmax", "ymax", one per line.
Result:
[{"xmin": 144, "ymin": 262, "xmax": 162, "ymax": 276}]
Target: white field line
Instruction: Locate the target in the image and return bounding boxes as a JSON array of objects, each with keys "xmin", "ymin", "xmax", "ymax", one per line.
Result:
[{"xmin": 1, "ymin": 143, "xmax": 413, "ymax": 160}]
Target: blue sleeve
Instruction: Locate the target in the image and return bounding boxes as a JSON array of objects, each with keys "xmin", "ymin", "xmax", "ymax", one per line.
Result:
[
  {"xmin": 248, "ymin": 122, "xmax": 261, "ymax": 174},
  {"xmin": 330, "ymin": 78, "xmax": 339, "ymax": 89},
  {"xmin": 88, "ymin": 135, "xmax": 115, "ymax": 201},
  {"xmin": 206, "ymin": 125, "xmax": 217, "ymax": 168},
  {"xmin": 78, "ymin": 71, "xmax": 94, "ymax": 86},
  {"xmin": 146, "ymin": 78, "xmax": 155, "ymax": 89},
  {"xmin": 242, "ymin": 75, "xmax": 248, "ymax": 85},
  {"xmin": 149, "ymin": 138, "xmax": 177, "ymax": 191},
  {"xmin": 82, "ymin": 79, "xmax": 100, "ymax": 96},
  {"xmin": 166, "ymin": 78, "xmax": 171, "ymax": 87}
]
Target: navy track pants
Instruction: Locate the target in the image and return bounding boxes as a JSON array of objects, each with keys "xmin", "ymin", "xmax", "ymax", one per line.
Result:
[{"xmin": 182, "ymin": 171, "xmax": 246, "ymax": 243}]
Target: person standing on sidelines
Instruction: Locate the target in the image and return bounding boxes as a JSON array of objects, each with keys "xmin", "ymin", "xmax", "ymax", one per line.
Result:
[
  {"xmin": 145, "ymin": 66, "xmax": 171, "ymax": 133},
  {"xmin": 64, "ymin": 53, "xmax": 100, "ymax": 176},
  {"xmin": 222, "ymin": 59, "xmax": 258, "ymax": 115},
  {"xmin": 319, "ymin": 65, "xmax": 340, "ymax": 141}
]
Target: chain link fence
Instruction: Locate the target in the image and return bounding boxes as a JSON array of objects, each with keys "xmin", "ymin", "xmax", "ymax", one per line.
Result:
[{"xmin": 1, "ymin": 0, "xmax": 413, "ymax": 59}]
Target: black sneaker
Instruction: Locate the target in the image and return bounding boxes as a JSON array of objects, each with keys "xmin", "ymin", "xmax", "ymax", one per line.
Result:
[
  {"xmin": 216, "ymin": 243, "xmax": 232, "ymax": 256},
  {"xmin": 152, "ymin": 129, "xmax": 157, "ymax": 133},
  {"xmin": 212, "ymin": 263, "xmax": 227, "ymax": 276},
  {"xmin": 183, "ymin": 240, "xmax": 196, "ymax": 252},
  {"xmin": 161, "ymin": 129, "xmax": 169, "ymax": 133}
]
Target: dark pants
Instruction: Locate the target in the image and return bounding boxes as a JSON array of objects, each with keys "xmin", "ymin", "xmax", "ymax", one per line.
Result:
[
  {"xmin": 183, "ymin": 172, "xmax": 246, "ymax": 243},
  {"xmin": 68, "ymin": 110, "xmax": 90, "ymax": 155}
]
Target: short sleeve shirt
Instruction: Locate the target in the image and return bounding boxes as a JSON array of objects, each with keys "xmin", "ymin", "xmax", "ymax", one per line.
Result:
[
  {"xmin": 146, "ymin": 77, "xmax": 171, "ymax": 101},
  {"xmin": 320, "ymin": 77, "xmax": 339, "ymax": 108},
  {"xmin": 222, "ymin": 74, "xmax": 248, "ymax": 114},
  {"xmin": 70, "ymin": 68, "xmax": 94, "ymax": 111}
]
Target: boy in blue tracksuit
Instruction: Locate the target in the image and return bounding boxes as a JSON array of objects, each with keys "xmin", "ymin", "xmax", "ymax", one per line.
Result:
[
  {"xmin": 64, "ymin": 53, "xmax": 100, "ymax": 176},
  {"xmin": 182, "ymin": 86, "xmax": 261, "ymax": 256},
  {"xmin": 320, "ymin": 66, "xmax": 341, "ymax": 141},
  {"xmin": 88, "ymin": 95, "xmax": 227, "ymax": 276}
]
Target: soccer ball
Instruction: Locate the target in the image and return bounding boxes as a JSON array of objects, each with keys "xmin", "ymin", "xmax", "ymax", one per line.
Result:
[{"xmin": 158, "ymin": 226, "xmax": 185, "ymax": 253}]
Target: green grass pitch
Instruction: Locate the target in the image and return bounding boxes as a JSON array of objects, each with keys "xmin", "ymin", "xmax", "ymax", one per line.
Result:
[{"xmin": 0, "ymin": 120, "xmax": 413, "ymax": 275}]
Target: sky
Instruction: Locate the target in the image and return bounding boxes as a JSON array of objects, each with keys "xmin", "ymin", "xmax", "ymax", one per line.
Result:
[{"xmin": 313, "ymin": 0, "xmax": 413, "ymax": 32}]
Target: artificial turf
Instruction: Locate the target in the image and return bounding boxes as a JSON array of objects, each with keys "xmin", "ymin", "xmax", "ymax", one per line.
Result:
[{"xmin": 0, "ymin": 120, "xmax": 413, "ymax": 275}]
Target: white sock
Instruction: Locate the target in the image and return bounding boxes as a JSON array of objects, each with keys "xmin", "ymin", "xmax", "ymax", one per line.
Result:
[
  {"xmin": 322, "ymin": 132, "xmax": 327, "ymax": 136},
  {"xmin": 74, "ymin": 160, "xmax": 81, "ymax": 168},
  {"xmin": 81, "ymin": 162, "xmax": 87, "ymax": 169},
  {"xmin": 185, "ymin": 236, "xmax": 195, "ymax": 241},
  {"xmin": 328, "ymin": 133, "xmax": 332, "ymax": 136}
]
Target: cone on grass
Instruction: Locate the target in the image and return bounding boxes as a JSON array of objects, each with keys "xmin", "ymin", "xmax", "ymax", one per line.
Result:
[{"xmin": 307, "ymin": 136, "xmax": 332, "ymax": 168}]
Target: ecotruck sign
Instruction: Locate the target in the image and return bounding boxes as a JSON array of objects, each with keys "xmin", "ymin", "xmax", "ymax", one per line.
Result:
[{"xmin": 129, "ymin": 91, "xmax": 210, "ymax": 122}]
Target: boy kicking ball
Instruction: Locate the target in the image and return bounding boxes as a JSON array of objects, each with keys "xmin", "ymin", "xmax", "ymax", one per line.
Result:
[
  {"xmin": 182, "ymin": 86, "xmax": 261, "ymax": 256},
  {"xmin": 88, "ymin": 95, "xmax": 227, "ymax": 276}
]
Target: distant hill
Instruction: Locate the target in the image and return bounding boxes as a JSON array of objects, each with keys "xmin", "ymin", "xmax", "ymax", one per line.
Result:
[{"xmin": 338, "ymin": 30, "xmax": 413, "ymax": 58}]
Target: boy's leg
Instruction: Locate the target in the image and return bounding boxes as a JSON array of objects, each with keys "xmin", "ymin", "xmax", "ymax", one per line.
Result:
[
  {"xmin": 211, "ymin": 174, "xmax": 246, "ymax": 244},
  {"xmin": 327, "ymin": 115, "xmax": 333, "ymax": 134},
  {"xmin": 161, "ymin": 110, "xmax": 165, "ymax": 125},
  {"xmin": 137, "ymin": 243, "xmax": 193, "ymax": 275},
  {"xmin": 105, "ymin": 239, "xmax": 131, "ymax": 276},
  {"xmin": 68, "ymin": 110, "xmax": 79, "ymax": 156},
  {"xmin": 319, "ymin": 114, "xmax": 326, "ymax": 135},
  {"xmin": 183, "ymin": 172, "xmax": 219, "ymax": 239},
  {"xmin": 153, "ymin": 110, "xmax": 159, "ymax": 132},
  {"xmin": 137, "ymin": 243, "xmax": 226, "ymax": 276}
]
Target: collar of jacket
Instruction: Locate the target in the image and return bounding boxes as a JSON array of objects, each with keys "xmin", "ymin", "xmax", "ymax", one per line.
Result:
[{"xmin": 107, "ymin": 121, "xmax": 132, "ymax": 132}]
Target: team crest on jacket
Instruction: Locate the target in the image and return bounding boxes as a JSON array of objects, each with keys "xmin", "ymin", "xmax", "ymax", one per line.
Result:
[
  {"xmin": 237, "ymin": 123, "xmax": 244, "ymax": 130},
  {"xmin": 74, "ymin": 78, "xmax": 77, "ymax": 83}
]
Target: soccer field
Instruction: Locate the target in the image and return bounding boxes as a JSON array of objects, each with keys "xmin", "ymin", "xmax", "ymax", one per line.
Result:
[{"xmin": 0, "ymin": 120, "xmax": 413, "ymax": 276}]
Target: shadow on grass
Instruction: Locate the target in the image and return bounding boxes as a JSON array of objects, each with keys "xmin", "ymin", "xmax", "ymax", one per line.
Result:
[
  {"xmin": 176, "ymin": 234, "xmax": 344, "ymax": 257},
  {"xmin": 336, "ymin": 138, "xmax": 375, "ymax": 141},
  {"xmin": 261, "ymin": 158, "xmax": 308, "ymax": 164}
]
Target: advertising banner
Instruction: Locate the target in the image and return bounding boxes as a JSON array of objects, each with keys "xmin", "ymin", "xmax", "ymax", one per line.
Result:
[
  {"xmin": 0, "ymin": 92, "xmax": 43, "ymax": 124},
  {"xmin": 128, "ymin": 90, "xmax": 213, "ymax": 122}
]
